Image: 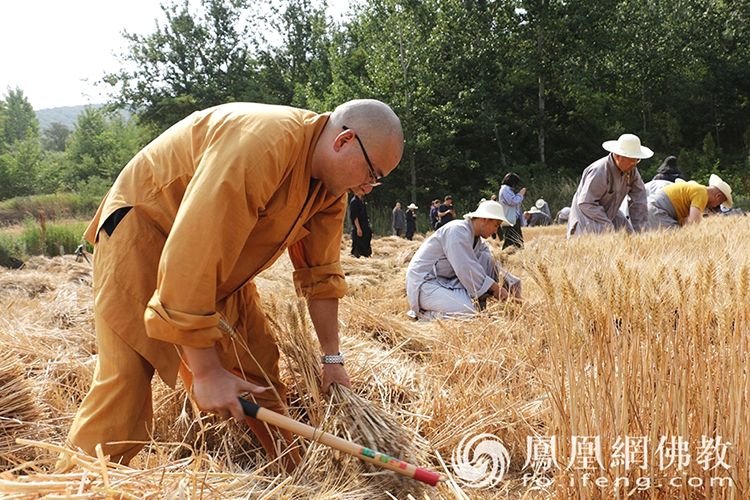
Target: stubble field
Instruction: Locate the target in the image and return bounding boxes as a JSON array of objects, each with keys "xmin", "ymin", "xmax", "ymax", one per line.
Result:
[{"xmin": 0, "ymin": 217, "xmax": 747, "ymax": 500}]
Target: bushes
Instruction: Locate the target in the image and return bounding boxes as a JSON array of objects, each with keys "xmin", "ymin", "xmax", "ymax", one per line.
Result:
[
  {"xmin": 0, "ymin": 233, "xmax": 24, "ymax": 268},
  {"xmin": 0, "ymin": 217, "xmax": 91, "ymax": 265},
  {"xmin": 0, "ymin": 192, "xmax": 102, "ymax": 226}
]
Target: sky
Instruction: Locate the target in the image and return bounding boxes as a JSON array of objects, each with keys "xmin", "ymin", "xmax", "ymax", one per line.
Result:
[{"xmin": 1, "ymin": 0, "xmax": 350, "ymax": 111}]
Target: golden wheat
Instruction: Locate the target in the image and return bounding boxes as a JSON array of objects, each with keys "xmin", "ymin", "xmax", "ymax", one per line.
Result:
[{"xmin": 0, "ymin": 218, "xmax": 747, "ymax": 499}]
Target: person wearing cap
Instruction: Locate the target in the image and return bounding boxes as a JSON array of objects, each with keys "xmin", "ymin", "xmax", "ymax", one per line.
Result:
[
  {"xmin": 524, "ymin": 199, "xmax": 552, "ymax": 227},
  {"xmin": 648, "ymin": 174, "xmax": 732, "ymax": 229},
  {"xmin": 405, "ymin": 203, "xmax": 418, "ymax": 240},
  {"xmin": 568, "ymin": 134, "xmax": 653, "ymax": 238},
  {"xmin": 405, "ymin": 200, "xmax": 522, "ymax": 321}
]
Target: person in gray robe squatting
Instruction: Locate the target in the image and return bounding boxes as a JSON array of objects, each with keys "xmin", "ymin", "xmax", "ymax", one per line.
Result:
[{"xmin": 406, "ymin": 201, "xmax": 521, "ymax": 321}]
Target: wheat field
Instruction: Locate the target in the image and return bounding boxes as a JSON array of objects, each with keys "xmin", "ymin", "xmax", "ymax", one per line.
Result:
[{"xmin": 0, "ymin": 216, "xmax": 747, "ymax": 499}]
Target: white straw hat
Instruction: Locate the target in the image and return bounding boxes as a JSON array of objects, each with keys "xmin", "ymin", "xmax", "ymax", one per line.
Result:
[
  {"xmin": 602, "ymin": 134, "xmax": 654, "ymax": 159},
  {"xmin": 463, "ymin": 200, "xmax": 509, "ymax": 223},
  {"xmin": 407, "ymin": 203, "xmax": 418, "ymax": 209},
  {"xmin": 535, "ymin": 199, "xmax": 546, "ymax": 209},
  {"xmin": 709, "ymin": 174, "xmax": 733, "ymax": 208}
]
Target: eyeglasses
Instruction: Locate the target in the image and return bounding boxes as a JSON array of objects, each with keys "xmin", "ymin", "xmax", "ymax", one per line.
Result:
[{"xmin": 342, "ymin": 126, "xmax": 382, "ymax": 186}]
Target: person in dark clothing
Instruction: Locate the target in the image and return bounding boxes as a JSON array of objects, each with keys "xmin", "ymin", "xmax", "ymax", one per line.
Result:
[
  {"xmin": 429, "ymin": 199, "xmax": 440, "ymax": 230},
  {"xmin": 350, "ymin": 194, "xmax": 372, "ymax": 257},
  {"xmin": 652, "ymin": 156, "xmax": 686, "ymax": 183},
  {"xmin": 405, "ymin": 203, "xmax": 418, "ymax": 240},
  {"xmin": 436, "ymin": 195, "xmax": 455, "ymax": 229},
  {"xmin": 524, "ymin": 207, "xmax": 552, "ymax": 227}
]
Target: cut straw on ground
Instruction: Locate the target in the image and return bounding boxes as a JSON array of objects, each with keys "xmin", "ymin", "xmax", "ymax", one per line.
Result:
[{"xmin": 0, "ymin": 219, "xmax": 747, "ymax": 499}]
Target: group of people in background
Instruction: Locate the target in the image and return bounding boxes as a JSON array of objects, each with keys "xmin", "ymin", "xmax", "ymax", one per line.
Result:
[
  {"xmin": 350, "ymin": 131, "xmax": 737, "ymax": 323},
  {"xmin": 391, "ymin": 202, "xmax": 418, "ymax": 240},
  {"xmin": 356, "ymin": 132, "xmax": 736, "ymax": 258},
  {"xmin": 398, "ymin": 132, "xmax": 738, "ymax": 322},
  {"xmin": 567, "ymin": 134, "xmax": 733, "ymax": 238}
]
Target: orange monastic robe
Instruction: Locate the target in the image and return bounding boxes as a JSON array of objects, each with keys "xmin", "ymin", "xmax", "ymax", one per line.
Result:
[{"xmin": 84, "ymin": 103, "xmax": 348, "ymax": 389}]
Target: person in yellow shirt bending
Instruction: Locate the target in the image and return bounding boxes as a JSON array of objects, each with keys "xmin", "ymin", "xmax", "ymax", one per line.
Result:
[
  {"xmin": 57, "ymin": 100, "xmax": 403, "ymax": 472},
  {"xmin": 647, "ymin": 174, "xmax": 732, "ymax": 228}
]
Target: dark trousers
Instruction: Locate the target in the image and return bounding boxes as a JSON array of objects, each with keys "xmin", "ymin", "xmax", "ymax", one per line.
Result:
[
  {"xmin": 502, "ymin": 220, "xmax": 524, "ymax": 249},
  {"xmin": 351, "ymin": 227, "xmax": 372, "ymax": 257}
]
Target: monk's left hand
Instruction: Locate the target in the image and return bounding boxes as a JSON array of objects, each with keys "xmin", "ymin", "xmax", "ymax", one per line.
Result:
[{"xmin": 321, "ymin": 363, "xmax": 351, "ymax": 393}]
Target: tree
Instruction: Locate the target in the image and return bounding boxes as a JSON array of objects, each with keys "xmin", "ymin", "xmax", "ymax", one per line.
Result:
[
  {"xmin": 1, "ymin": 87, "xmax": 39, "ymax": 148},
  {"xmin": 104, "ymin": 0, "xmax": 267, "ymax": 132},
  {"xmin": 257, "ymin": 0, "xmax": 333, "ymax": 109},
  {"xmin": 0, "ymin": 88, "xmax": 42, "ymax": 199},
  {"xmin": 341, "ymin": 0, "xmax": 532, "ymax": 204},
  {"xmin": 42, "ymin": 122, "xmax": 72, "ymax": 152},
  {"xmin": 327, "ymin": 0, "xmax": 436, "ymax": 203},
  {"xmin": 0, "ymin": 136, "xmax": 42, "ymax": 200},
  {"xmin": 62, "ymin": 107, "xmax": 145, "ymax": 188},
  {"xmin": 95, "ymin": 0, "xmax": 750, "ymax": 206}
]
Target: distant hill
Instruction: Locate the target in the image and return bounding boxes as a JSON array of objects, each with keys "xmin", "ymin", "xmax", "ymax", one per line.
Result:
[
  {"xmin": 35, "ymin": 105, "xmax": 103, "ymax": 131},
  {"xmin": 35, "ymin": 105, "xmax": 131, "ymax": 132}
]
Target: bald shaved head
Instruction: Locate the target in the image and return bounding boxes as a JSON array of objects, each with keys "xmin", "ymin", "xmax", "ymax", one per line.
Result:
[
  {"xmin": 329, "ymin": 99, "xmax": 404, "ymax": 158},
  {"xmin": 311, "ymin": 99, "xmax": 404, "ymax": 197}
]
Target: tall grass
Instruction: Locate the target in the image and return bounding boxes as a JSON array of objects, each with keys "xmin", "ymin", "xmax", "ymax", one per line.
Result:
[
  {"xmin": 0, "ymin": 217, "xmax": 91, "ymax": 262},
  {"xmin": 0, "ymin": 192, "xmax": 102, "ymax": 225}
]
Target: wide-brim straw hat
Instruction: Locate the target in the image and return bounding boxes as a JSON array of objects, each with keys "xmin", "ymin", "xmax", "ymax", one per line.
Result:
[
  {"xmin": 529, "ymin": 206, "xmax": 542, "ymax": 214},
  {"xmin": 464, "ymin": 200, "xmax": 510, "ymax": 224},
  {"xmin": 709, "ymin": 174, "xmax": 733, "ymax": 208},
  {"xmin": 407, "ymin": 203, "xmax": 418, "ymax": 209},
  {"xmin": 602, "ymin": 134, "xmax": 654, "ymax": 159}
]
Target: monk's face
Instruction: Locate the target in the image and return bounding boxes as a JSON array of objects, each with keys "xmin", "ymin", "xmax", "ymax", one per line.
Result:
[
  {"xmin": 326, "ymin": 128, "xmax": 401, "ymax": 197},
  {"xmin": 707, "ymin": 187, "xmax": 727, "ymax": 208},
  {"xmin": 613, "ymin": 154, "xmax": 640, "ymax": 174},
  {"xmin": 477, "ymin": 218, "xmax": 503, "ymax": 238}
]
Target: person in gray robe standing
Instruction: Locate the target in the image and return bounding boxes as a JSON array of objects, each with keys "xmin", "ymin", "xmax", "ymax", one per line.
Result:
[
  {"xmin": 406, "ymin": 201, "xmax": 521, "ymax": 321},
  {"xmin": 567, "ymin": 134, "xmax": 653, "ymax": 238},
  {"xmin": 392, "ymin": 202, "xmax": 405, "ymax": 236}
]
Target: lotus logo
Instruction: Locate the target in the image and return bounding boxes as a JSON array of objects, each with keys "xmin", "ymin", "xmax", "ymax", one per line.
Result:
[{"xmin": 451, "ymin": 433, "xmax": 510, "ymax": 489}]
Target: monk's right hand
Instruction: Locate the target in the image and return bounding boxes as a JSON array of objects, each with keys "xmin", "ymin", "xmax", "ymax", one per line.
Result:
[{"xmin": 182, "ymin": 346, "xmax": 268, "ymax": 422}]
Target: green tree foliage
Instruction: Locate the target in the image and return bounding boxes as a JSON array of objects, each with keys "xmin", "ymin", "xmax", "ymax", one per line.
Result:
[
  {"xmin": 1, "ymin": 88, "xmax": 39, "ymax": 147},
  {"xmin": 346, "ymin": 0, "xmax": 750, "ymax": 208},
  {"xmin": 61, "ymin": 107, "xmax": 145, "ymax": 188},
  {"xmin": 42, "ymin": 122, "xmax": 72, "ymax": 152},
  {"xmin": 0, "ymin": 88, "xmax": 42, "ymax": 200},
  {"xmin": 4, "ymin": 0, "xmax": 746, "ymax": 212},
  {"xmin": 257, "ymin": 0, "xmax": 333, "ymax": 109},
  {"xmin": 104, "ymin": 0, "xmax": 268, "ymax": 133}
]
